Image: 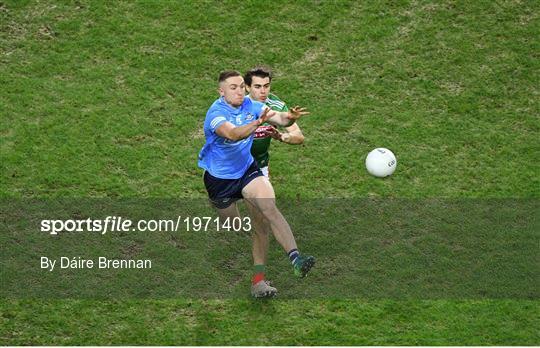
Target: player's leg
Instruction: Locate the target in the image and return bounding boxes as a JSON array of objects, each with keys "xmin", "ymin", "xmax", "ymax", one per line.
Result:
[
  {"xmin": 248, "ymin": 205, "xmax": 276, "ymax": 298},
  {"xmin": 245, "ymin": 199, "xmax": 270, "ymax": 265},
  {"xmin": 212, "ymin": 200, "xmax": 275, "ymax": 297},
  {"xmin": 247, "ymin": 165, "xmax": 271, "ymax": 266},
  {"xmin": 247, "ymin": 165, "xmax": 275, "ymax": 297},
  {"xmin": 242, "ymin": 176, "xmax": 297, "ymax": 251},
  {"xmin": 211, "ymin": 195, "xmax": 269, "ymax": 272},
  {"xmin": 214, "ymin": 201, "xmax": 240, "ymax": 222},
  {"xmin": 211, "ymin": 193, "xmax": 269, "ymax": 265},
  {"xmin": 204, "ymin": 167, "xmax": 276, "ymax": 297},
  {"xmin": 242, "ymin": 176, "xmax": 315, "ymax": 277}
]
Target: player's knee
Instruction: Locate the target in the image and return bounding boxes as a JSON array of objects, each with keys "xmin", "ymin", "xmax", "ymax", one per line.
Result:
[{"xmin": 242, "ymin": 178, "xmax": 275, "ymax": 199}]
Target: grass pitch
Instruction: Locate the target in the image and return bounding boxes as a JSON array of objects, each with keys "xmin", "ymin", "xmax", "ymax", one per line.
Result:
[{"xmin": 1, "ymin": 0, "xmax": 539, "ymax": 345}]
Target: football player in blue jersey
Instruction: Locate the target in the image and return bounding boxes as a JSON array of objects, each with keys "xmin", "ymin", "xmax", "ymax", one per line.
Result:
[{"xmin": 198, "ymin": 70, "xmax": 315, "ymax": 298}]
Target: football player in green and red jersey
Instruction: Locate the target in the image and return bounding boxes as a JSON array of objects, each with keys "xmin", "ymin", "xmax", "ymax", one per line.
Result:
[
  {"xmin": 245, "ymin": 67, "xmax": 305, "ymax": 178},
  {"xmin": 243, "ymin": 67, "xmax": 309, "ymax": 298}
]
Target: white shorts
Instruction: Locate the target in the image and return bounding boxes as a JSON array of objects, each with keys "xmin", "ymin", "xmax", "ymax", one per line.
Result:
[{"xmin": 260, "ymin": 166, "xmax": 269, "ymax": 179}]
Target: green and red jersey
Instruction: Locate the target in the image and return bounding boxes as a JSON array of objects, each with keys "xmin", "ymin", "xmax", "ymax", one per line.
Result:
[{"xmin": 250, "ymin": 93, "xmax": 289, "ymax": 168}]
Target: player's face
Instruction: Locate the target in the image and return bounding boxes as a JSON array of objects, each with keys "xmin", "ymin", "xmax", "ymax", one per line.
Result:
[
  {"xmin": 219, "ymin": 76, "xmax": 246, "ymax": 107},
  {"xmin": 247, "ymin": 76, "xmax": 271, "ymax": 102}
]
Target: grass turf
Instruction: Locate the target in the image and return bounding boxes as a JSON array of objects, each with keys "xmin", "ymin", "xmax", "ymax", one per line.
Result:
[
  {"xmin": 1, "ymin": 0, "xmax": 539, "ymax": 345},
  {"xmin": 1, "ymin": 300, "xmax": 538, "ymax": 345}
]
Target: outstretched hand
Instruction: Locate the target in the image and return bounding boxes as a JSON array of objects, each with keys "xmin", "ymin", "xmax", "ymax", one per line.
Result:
[
  {"xmin": 258, "ymin": 107, "xmax": 276, "ymax": 125},
  {"xmin": 262, "ymin": 126, "xmax": 283, "ymax": 141},
  {"xmin": 287, "ymin": 106, "xmax": 310, "ymax": 120}
]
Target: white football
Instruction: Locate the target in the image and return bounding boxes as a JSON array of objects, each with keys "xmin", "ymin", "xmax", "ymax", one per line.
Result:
[{"xmin": 365, "ymin": 148, "xmax": 397, "ymax": 177}]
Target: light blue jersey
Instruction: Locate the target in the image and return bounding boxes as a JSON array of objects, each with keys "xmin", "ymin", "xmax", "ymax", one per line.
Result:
[{"xmin": 198, "ymin": 97, "xmax": 266, "ymax": 179}]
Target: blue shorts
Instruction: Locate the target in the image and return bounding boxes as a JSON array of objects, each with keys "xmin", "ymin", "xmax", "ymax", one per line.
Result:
[{"xmin": 203, "ymin": 161, "xmax": 263, "ymax": 209}]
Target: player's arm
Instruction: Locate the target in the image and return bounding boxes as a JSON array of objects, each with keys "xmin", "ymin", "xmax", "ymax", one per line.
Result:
[
  {"xmin": 215, "ymin": 108, "xmax": 274, "ymax": 141},
  {"xmin": 282, "ymin": 123, "xmax": 304, "ymax": 144},
  {"xmin": 266, "ymin": 106, "xmax": 309, "ymax": 127},
  {"xmin": 264, "ymin": 123, "xmax": 305, "ymax": 145}
]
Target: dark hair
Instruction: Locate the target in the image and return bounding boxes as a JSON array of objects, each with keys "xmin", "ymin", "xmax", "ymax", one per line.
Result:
[
  {"xmin": 244, "ymin": 66, "xmax": 272, "ymax": 86},
  {"xmin": 218, "ymin": 70, "xmax": 242, "ymax": 83}
]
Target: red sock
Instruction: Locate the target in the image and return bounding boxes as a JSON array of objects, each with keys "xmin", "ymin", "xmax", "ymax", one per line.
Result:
[
  {"xmin": 252, "ymin": 264, "xmax": 266, "ymax": 285},
  {"xmin": 252, "ymin": 272, "xmax": 265, "ymax": 285}
]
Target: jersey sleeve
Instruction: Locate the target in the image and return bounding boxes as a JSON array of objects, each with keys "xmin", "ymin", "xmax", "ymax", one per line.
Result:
[
  {"xmin": 251, "ymin": 101, "xmax": 266, "ymax": 119},
  {"xmin": 207, "ymin": 111, "xmax": 228, "ymax": 133}
]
